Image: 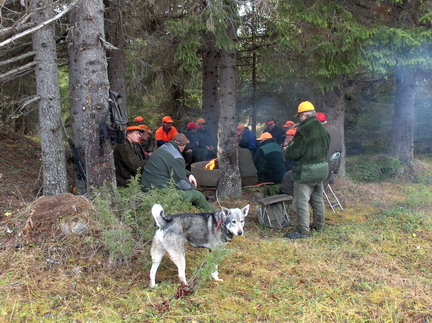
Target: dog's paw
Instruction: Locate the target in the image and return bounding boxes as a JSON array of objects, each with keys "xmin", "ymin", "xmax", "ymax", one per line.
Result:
[{"xmin": 211, "ymin": 271, "xmax": 224, "ymax": 282}]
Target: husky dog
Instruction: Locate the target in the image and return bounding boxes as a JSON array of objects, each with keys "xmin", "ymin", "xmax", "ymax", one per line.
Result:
[{"xmin": 149, "ymin": 203, "xmax": 249, "ymax": 288}]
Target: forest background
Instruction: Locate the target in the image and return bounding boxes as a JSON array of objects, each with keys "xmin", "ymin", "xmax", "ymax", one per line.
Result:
[
  {"xmin": 0, "ymin": 0, "xmax": 431, "ymax": 198},
  {"xmin": 0, "ymin": 1, "xmax": 432, "ymax": 321}
]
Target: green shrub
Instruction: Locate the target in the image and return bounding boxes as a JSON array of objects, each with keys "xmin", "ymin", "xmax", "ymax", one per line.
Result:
[
  {"xmin": 347, "ymin": 154, "xmax": 403, "ymax": 182},
  {"xmin": 90, "ymin": 175, "xmax": 199, "ymax": 263}
]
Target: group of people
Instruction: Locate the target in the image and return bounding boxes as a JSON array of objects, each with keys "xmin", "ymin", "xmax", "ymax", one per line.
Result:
[
  {"xmin": 114, "ymin": 116, "xmax": 217, "ymax": 212},
  {"xmin": 114, "ymin": 101, "xmax": 342, "ymax": 240}
]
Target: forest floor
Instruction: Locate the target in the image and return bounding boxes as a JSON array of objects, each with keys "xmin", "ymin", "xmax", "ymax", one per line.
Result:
[{"xmin": 0, "ymin": 129, "xmax": 431, "ymax": 322}]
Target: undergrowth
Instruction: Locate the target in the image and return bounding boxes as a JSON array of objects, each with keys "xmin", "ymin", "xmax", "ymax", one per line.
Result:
[
  {"xmin": 0, "ymin": 159, "xmax": 431, "ymax": 321},
  {"xmin": 91, "ymin": 175, "xmax": 203, "ymax": 263}
]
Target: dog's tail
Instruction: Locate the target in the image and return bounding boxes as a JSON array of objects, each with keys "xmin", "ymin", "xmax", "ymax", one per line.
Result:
[{"xmin": 151, "ymin": 204, "xmax": 167, "ymax": 228}]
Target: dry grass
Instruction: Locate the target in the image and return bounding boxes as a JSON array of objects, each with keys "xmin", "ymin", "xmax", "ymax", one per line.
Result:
[{"xmin": 1, "ymin": 164, "xmax": 432, "ymax": 322}]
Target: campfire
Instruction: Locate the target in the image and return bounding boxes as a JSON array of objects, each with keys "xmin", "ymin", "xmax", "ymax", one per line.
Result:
[{"xmin": 204, "ymin": 158, "xmax": 218, "ymax": 170}]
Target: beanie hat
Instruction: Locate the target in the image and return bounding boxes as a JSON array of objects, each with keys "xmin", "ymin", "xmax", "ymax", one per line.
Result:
[
  {"xmin": 257, "ymin": 132, "xmax": 272, "ymax": 141},
  {"xmin": 187, "ymin": 122, "xmax": 200, "ymax": 130},
  {"xmin": 316, "ymin": 112, "xmax": 327, "ymax": 122}
]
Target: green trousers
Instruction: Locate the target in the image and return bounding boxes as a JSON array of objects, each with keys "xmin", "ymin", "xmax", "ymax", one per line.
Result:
[
  {"xmin": 293, "ymin": 181, "xmax": 325, "ymax": 235},
  {"xmin": 181, "ymin": 190, "xmax": 216, "ymax": 212}
]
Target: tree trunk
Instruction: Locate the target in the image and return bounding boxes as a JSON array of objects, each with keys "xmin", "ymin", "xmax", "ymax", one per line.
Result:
[
  {"xmin": 32, "ymin": 0, "xmax": 68, "ymax": 195},
  {"xmin": 390, "ymin": 66, "xmax": 416, "ymax": 166},
  {"xmin": 321, "ymin": 85, "xmax": 346, "ymax": 176},
  {"xmin": 105, "ymin": 0, "xmax": 127, "ymax": 113},
  {"xmin": 216, "ymin": 19, "xmax": 241, "ymax": 198},
  {"xmin": 201, "ymin": 30, "xmax": 219, "ymax": 144},
  {"xmin": 68, "ymin": 0, "xmax": 115, "ymax": 193}
]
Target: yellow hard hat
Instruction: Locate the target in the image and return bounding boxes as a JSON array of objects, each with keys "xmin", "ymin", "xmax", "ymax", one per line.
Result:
[{"xmin": 296, "ymin": 101, "xmax": 315, "ymax": 116}]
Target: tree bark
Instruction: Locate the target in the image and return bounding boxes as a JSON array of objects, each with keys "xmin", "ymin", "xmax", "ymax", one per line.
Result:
[
  {"xmin": 321, "ymin": 84, "xmax": 346, "ymax": 176},
  {"xmin": 32, "ymin": 0, "xmax": 68, "ymax": 195},
  {"xmin": 105, "ymin": 0, "xmax": 127, "ymax": 111},
  {"xmin": 216, "ymin": 19, "xmax": 241, "ymax": 198},
  {"xmin": 201, "ymin": 30, "xmax": 219, "ymax": 144},
  {"xmin": 68, "ymin": 0, "xmax": 115, "ymax": 193},
  {"xmin": 390, "ymin": 65, "xmax": 416, "ymax": 166}
]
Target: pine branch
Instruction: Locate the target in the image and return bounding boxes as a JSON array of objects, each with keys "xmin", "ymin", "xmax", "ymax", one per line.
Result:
[{"xmin": 0, "ymin": 60, "xmax": 36, "ymax": 82}]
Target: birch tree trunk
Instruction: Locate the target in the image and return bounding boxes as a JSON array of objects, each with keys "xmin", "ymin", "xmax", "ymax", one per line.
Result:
[
  {"xmin": 68, "ymin": 0, "xmax": 115, "ymax": 192},
  {"xmin": 390, "ymin": 66, "xmax": 416, "ymax": 166},
  {"xmin": 216, "ymin": 18, "xmax": 241, "ymax": 198},
  {"xmin": 322, "ymin": 85, "xmax": 346, "ymax": 176},
  {"xmin": 32, "ymin": 0, "xmax": 68, "ymax": 195}
]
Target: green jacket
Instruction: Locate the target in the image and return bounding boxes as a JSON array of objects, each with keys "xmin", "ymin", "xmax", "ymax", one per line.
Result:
[
  {"xmin": 141, "ymin": 142, "xmax": 193, "ymax": 190},
  {"xmin": 285, "ymin": 116, "xmax": 330, "ymax": 183},
  {"xmin": 114, "ymin": 141, "xmax": 147, "ymax": 187},
  {"xmin": 254, "ymin": 139, "xmax": 286, "ymax": 183}
]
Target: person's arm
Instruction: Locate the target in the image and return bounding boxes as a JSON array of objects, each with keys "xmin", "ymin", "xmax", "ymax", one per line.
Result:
[{"xmin": 285, "ymin": 132, "xmax": 307, "ymax": 161}]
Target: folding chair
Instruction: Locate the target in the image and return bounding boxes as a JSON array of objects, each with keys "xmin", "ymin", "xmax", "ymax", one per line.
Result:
[
  {"xmin": 258, "ymin": 194, "xmax": 293, "ymax": 228},
  {"xmin": 323, "ymin": 152, "xmax": 344, "ymax": 212}
]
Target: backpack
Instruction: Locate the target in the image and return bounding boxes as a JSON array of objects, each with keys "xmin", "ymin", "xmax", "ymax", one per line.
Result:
[{"xmin": 100, "ymin": 90, "xmax": 127, "ymax": 146}]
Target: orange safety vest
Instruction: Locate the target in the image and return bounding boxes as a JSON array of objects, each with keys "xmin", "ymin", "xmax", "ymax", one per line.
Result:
[{"xmin": 155, "ymin": 126, "xmax": 178, "ymax": 143}]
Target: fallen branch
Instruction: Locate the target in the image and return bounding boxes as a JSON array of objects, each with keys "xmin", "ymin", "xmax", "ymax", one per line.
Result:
[
  {"xmin": 0, "ymin": 51, "xmax": 35, "ymax": 66},
  {"xmin": 0, "ymin": 60, "xmax": 36, "ymax": 82},
  {"xmin": 0, "ymin": 0, "xmax": 79, "ymax": 48}
]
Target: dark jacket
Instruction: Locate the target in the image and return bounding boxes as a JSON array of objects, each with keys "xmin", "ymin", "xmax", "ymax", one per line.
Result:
[
  {"xmin": 285, "ymin": 116, "xmax": 330, "ymax": 183},
  {"xmin": 254, "ymin": 138, "xmax": 286, "ymax": 183},
  {"xmin": 263, "ymin": 125, "xmax": 285, "ymax": 145},
  {"xmin": 114, "ymin": 141, "xmax": 147, "ymax": 187},
  {"xmin": 141, "ymin": 142, "xmax": 193, "ymax": 190},
  {"xmin": 239, "ymin": 127, "xmax": 257, "ymax": 152}
]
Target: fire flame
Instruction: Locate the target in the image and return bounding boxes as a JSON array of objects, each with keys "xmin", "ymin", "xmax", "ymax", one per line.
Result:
[{"xmin": 204, "ymin": 158, "xmax": 218, "ymax": 170}]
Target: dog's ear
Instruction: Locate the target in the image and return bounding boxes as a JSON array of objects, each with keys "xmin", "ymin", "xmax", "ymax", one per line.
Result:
[
  {"xmin": 221, "ymin": 207, "xmax": 231, "ymax": 218},
  {"xmin": 242, "ymin": 204, "xmax": 250, "ymax": 217}
]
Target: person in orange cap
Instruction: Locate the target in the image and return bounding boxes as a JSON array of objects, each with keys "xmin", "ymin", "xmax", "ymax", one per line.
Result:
[
  {"xmin": 237, "ymin": 124, "xmax": 257, "ymax": 154},
  {"xmin": 113, "ymin": 121, "xmax": 148, "ymax": 187},
  {"xmin": 262, "ymin": 118, "xmax": 285, "ymax": 145},
  {"xmin": 134, "ymin": 116, "xmax": 155, "ymax": 156},
  {"xmin": 283, "ymin": 120, "xmax": 295, "ymax": 129},
  {"xmin": 155, "ymin": 116, "xmax": 178, "ymax": 147},
  {"xmin": 253, "ymin": 132, "xmax": 286, "ymax": 184}
]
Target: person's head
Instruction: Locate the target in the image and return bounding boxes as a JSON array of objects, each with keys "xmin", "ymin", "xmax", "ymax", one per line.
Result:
[
  {"xmin": 139, "ymin": 124, "xmax": 153, "ymax": 141},
  {"xmin": 316, "ymin": 112, "xmax": 327, "ymax": 124},
  {"xmin": 283, "ymin": 120, "xmax": 295, "ymax": 129},
  {"xmin": 172, "ymin": 133, "xmax": 190, "ymax": 152},
  {"xmin": 284, "ymin": 128, "xmax": 297, "ymax": 145},
  {"xmin": 162, "ymin": 116, "xmax": 174, "ymax": 130},
  {"xmin": 265, "ymin": 119, "xmax": 276, "ymax": 130},
  {"xmin": 296, "ymin": 101, "xmax": 316, "ymax": 121},
  {"xmin": 187, "ymin": 122, "xmax": 201, "ymax": 133},
  {"xmin": 256, "ymin": 132, "xmax": 272, "ymax": 143},
  {"xmin": 134, "ymin": 116, "xmax": 145, "ymax": 123},
  {"xmin": 126, "ymin": 122, "xmax": 142, "ymax": 143},
  {"xmin": 197, "ymin": 118, "xmax": 207, "ymax": 129},
  {"xmin": 236, "ymin": 124, "xmax": 245, "ymax": 136}
]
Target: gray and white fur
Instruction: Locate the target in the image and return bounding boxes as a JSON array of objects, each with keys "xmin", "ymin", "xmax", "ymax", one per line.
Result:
[{"xmin": 149, "ymin": 203, "xmax": 249, "ymax": 288}]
